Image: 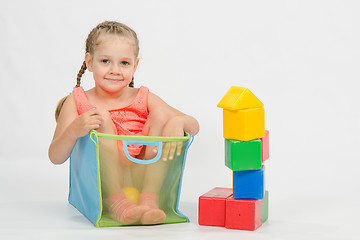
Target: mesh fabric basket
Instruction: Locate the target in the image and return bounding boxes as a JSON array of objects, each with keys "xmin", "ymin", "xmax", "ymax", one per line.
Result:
[{"xmin": 68, "ymin": 130, "xmax": 193, "ymax": 227}]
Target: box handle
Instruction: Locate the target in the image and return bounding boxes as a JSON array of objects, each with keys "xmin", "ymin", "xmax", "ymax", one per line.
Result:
[{"xmin": 122, "ymin": 140, "xmax": 163, "ymax": 165}]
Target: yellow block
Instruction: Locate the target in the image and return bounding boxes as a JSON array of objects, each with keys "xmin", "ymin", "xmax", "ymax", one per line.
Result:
[
  {"xmin": 217, "ymin": 86, "xmax": 264, "ymax": 110},
  {"xmin": 122, "ymin": 187, "xmax": 140, "ymax": 204},
  {"xmin": 223, "ymin": 107, "xmax": 265, "ymax": 141}
]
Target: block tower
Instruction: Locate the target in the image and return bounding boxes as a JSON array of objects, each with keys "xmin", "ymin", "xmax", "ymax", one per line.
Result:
[{"xmin": 198, "ymin": 86, "xmax": 270, "ymax": 231}]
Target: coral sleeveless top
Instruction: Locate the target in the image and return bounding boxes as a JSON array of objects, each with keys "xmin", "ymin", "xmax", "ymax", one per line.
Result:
[{"xmin": 73, "ymin": 86, "xmax": 149, "ymax": 158}]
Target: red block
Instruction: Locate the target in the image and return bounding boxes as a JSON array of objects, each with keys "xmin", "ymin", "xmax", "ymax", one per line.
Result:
[
  {"xmin": 260, "ymin": 130, "xmax": 269, "ymax": 163},
  {"xmin": 198, "ymin": 187, "xmax": 233, "ymax": 227},
  {"xmin": 225, "ymin": 196, "xmax": 263, "ymax": 231}
]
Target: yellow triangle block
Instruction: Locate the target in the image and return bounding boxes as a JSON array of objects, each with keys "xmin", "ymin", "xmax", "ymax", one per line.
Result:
[{"xmin": 217, "ymin": 86, "xmax": 264, "ymax": 110}]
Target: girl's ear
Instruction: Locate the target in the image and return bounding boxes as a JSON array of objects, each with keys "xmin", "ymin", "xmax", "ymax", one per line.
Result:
[{"xmin": 85, "ymin": 53, "xmax": 93, "ymax": 72}]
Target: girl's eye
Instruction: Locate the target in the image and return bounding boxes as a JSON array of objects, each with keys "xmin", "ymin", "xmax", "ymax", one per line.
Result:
[
  {"xmin": 121, "ymin": 61, "xmax": 130, "ymax": 66},
  {"xmin": 101, "ymin": 59, "xmax": 109, "ymax": 64}
]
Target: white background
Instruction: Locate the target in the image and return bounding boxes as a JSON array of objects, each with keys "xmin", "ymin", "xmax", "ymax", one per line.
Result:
[{"xmin": 1, "ymin": 0, "xmax": 359, "ymax": 239}]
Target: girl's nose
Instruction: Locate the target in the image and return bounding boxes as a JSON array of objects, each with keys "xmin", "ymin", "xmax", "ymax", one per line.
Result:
[{"xmin": 110, "ymin": 64, "xmax": 122, "ymax": 75}]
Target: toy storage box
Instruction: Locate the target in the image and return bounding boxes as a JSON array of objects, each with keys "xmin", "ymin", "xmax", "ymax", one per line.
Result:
[{"xmin": 68, "ymin": 130, "xmax": 193, "ymax": 227}]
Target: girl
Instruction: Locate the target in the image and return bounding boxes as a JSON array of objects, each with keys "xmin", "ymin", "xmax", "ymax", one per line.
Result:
[{"xmin": 48, "ymin": 21, "xmax": 199, "ymax": 225}]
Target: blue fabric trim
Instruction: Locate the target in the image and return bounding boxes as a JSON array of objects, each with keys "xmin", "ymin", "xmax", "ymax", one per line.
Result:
[{"xmin": 174, "ymin": 135, "xmax": 194, "ymax": 222}]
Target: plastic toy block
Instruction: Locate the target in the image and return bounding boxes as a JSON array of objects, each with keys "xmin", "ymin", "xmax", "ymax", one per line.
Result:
[
  {"xmin": 217, "ymin": 86, "xmax": 264, "ymax": 110},
  {"xmin": 262, "ymin": 190, "xmax": 269, "ymax": 223},
  {"xmin": 225, "ymin": 138, "xmax": 262, "ymax": 171},
  {"xmin": 225, "ymin": 196, "xmax": 263, "ymax": 231},
  {"xmin": 233, "ymin": 166, "xmax": 265, "ymax": 199},
  {"xmin": 223, "ymin": 107, "xmax": 265, "ymax": 141},
  {"xmin": 260, "ymin": 130, "xmax": 269, "ymax": 163},
  {"xmin": 198, "ymin": 187, "xmax": 233, "ymax": 227}
]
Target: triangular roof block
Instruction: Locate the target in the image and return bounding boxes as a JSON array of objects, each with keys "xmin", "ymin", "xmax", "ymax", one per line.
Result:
[{"xmin": 217, "ymin": 86, "xmax": 264, "ymax": 110}]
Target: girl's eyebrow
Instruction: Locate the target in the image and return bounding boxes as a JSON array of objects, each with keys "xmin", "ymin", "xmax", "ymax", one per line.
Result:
[
  {"xmin": 98, "ymin": 54, "xmax": 111, "ymax": 58},
  {"xmin": 98, "ymin": 55, "xmax": 133, "ymax": 61}
]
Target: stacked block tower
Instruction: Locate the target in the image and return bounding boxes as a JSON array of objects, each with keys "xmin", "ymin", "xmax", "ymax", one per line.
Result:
[{"xmin": 198, "ymin": 86, "xmax": 270, "ymax": 231}]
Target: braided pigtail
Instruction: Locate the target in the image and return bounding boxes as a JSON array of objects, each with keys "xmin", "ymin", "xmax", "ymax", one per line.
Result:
[
  {"xmin": 129, "ymin": 77, "xmax": 134, "ymax": 88},
  {"xmin": 54, "ymin": 61, "xmax": 88, "ymax": 122},
  {"xmin": 76, "ymin": 61, "xmax": 87, "ymax": 88}
]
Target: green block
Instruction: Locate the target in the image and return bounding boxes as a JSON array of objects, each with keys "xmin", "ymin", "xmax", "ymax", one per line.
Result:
[
  {"xmin": 225, "ymin": 138, "xmax": 262, "ymax": 171},
  {"xmin": 262, "ymin": 190, "xmax": 269, "ymax": 223}
]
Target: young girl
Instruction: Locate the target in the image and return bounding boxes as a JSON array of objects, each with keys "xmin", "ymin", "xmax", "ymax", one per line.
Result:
[{"xmin": 48, "ymin": 21, "xmax": 199, "ymax": 225}]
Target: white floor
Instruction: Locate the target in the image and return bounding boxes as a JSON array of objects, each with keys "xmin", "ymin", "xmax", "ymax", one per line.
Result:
[{"xmin": 1, "ymin": 159, "xmax": 359, "ymax": 240}]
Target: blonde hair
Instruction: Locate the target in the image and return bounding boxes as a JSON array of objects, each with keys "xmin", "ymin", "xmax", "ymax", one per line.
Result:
[{"xmin": 55, "ymin": 21, "xmax": 139, "ymax": 121}]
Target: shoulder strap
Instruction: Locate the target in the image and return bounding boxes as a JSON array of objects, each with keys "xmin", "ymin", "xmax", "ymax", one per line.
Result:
[
  {"xmin": 73, "ymin": 87, "xmax": 95, "ymax": 115},
  {"xmin": 131, "ymin": 86, "xmax": 149, "ymax": 112}
]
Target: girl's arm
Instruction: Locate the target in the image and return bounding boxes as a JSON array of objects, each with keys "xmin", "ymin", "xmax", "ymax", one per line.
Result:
[
  {"xmin": 48, "ymin": 94, "xmax": 102, "ymax": 164},
  {"xmin": 147, "ymin": 92, "xmax": 200, "ymax": 136}
]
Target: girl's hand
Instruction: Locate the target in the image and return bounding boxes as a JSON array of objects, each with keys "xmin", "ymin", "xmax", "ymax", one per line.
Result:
[
  {"xmin": 68, "ymin": 108, "xmax": 103, "ymax": 139},
  {"xmin": 161, "ymin": 116, "xmax": 185, "ymax": 161}
]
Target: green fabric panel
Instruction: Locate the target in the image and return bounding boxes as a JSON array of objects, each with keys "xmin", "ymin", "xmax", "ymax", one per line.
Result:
[
  {"xmin": 93, "ymin": 133, "xmax": 190, "ymax": 227},
  {"xmin": 98, "ymin": 211, "xmax": 187, "ymax": 227}
]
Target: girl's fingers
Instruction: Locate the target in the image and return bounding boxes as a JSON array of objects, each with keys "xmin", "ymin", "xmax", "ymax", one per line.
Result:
[
  {"xmin": 84, "ymin": 108, "xmax": 98, "ymax": 116},
  {"xmin": 176, "ymin": 142, "xmax": 182, "ymax": 156},
  {"xmin": 84, "ymin": 118, "xmax": 101, "ymax": 131},
  {"xmin": 94, "ymin": 119, "xmax": 102, "ymax": 128},
  {"xmin": 85, "ymin": 108, "xmax": 105, "ymax": 119},
  {"xmin": 162, "ymin": 142, "xmax": 171, "ymax": 161},
  {"xmin": 91, "ymin": 124, "xmax": 100, "ymax": 130},
  {"xmin": 168, "ymin": 142, "xmax": 177, "ymax": 160},
  {"xmin": 162, "ymin": 141, "xmax": 183, "ymax": 161}
]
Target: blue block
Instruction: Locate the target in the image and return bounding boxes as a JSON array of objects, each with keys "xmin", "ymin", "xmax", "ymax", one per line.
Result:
[{"xmin": 233, "ymin": 166, "xmax": 265, "ymax": 199}]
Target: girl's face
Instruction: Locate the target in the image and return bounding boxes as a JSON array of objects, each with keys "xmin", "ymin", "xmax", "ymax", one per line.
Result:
[{"xmin": 85, "ymin": 33, "xmax": 139, "ymax": 94}]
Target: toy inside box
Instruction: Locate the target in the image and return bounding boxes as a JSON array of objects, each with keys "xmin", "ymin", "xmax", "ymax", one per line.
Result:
[{"xmin": 69, "ymin": 130, "xmax": 193, "ymax": 227}]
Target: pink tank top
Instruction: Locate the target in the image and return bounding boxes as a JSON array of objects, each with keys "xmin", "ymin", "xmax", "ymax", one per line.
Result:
[{"xmin": 73, "ymin": 86, "xmax": 149, "ymax": 158}]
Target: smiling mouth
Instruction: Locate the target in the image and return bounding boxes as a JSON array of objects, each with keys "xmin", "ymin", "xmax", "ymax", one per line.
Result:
[{"xmin": 105, "ymin": 78, "xmax": 124, "ymax": 82}]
